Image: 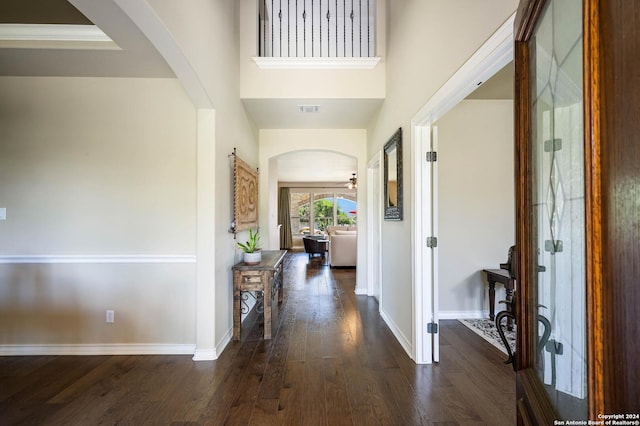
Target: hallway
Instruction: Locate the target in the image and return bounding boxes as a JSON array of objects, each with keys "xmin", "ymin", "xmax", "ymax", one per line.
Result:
[{"xmin": 0, "ymin": 253, "xmax": 515, "ymax": 425}]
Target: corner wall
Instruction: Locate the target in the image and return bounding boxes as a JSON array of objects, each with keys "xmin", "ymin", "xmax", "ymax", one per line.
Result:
[
  {"xmin": 146, "ymin": 0, "xmax": 260, "ymax": 355},
  {"xmin": 368, "ymin": 0, "xmax": 518, "ymax": 351},
  {"xmin": 435, "ymin": 99, "xmax": 515, "ymax": 318}
]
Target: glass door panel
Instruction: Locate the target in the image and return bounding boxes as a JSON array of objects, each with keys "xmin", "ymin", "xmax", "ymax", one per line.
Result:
[
  {"xmin": 313, "ymin": 194, "xmax": 335, "ymax": 233},
  {"xmin": 291, "ymin": 192, "xmax": 310, "ymax": 235},
  {"xmin": 336, "ymin": 194, "xmax": 357, "ymax": 225},
  {"xmin": 530, "ymin": 0, "xmax": 587, "ymax": 419}
]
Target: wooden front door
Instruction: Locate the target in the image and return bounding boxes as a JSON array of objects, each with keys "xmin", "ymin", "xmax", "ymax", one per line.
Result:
[{"xmin": 514, "ymin": 0, "xmax": 640, "ymax": 422}]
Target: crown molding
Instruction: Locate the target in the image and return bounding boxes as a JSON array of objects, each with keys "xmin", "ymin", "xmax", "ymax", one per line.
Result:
[{"xmin": 0, "ymin": 24, "xmax": 119, "ymax": 50}]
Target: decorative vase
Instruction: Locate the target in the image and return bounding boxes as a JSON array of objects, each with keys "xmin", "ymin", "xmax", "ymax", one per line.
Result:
[{"xmin": 243, "ymin": 250, "xmax": 262, "ymax": 265}]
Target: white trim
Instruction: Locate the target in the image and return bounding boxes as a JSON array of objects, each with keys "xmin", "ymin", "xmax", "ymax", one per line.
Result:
[
  {"xmin": 410, "ymin": 121, "xmax": 431, "ymax": 364},
  {"xmin": 0, "ymin": 24, "xmax": 119, "ymax": 50},
  {"xmin": 192, "ymin": 349, "xmax": 217, "ymax": 361},
  {"xmin": 438, "ymin": 310, "xmax": 487, "ymax": 320},
  {"xmin": 0, "ymin": 24, "xmax": 112, "ymax": 42},
  {"xmin": 214, "ymin": 328, "xmax": 233, "ymax": 359},
  {"xmin": 0, "ymin": 344, "xmax": 196, "ymax": 356},
  {"xmin": 410, "ymin": 124, "xmax": 420, "ymax": 363},
  {"xmin": 410, "ymin": 13, "xmax": 516, "ymax": 365},
  {"xmin": 253, "ymin": 56, "xmax": 381, "ymax": 69},
  {"xmin": 431, "ymin": 125, "xmax": 440, "ymax": 363},
  {"xmin": 0, "ymin": 255, "xmax": 197, "ymax": 264},
  {"xmin": 366, "ymin": 151, "xmax": 383, "ymax": 301},
  {"xmin": 380, "ymin": 310, "xmax": 413, "ymax": 358},
  {"xmin": 113, "ymin": 0, "xmax": 213, "ymax": 108},
  {"xmin": 412, "ymin": 14, "xmax": 515, "ymax": 126}
]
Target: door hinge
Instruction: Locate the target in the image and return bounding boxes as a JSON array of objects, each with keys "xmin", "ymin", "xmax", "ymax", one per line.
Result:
[
  {"xmin": 426, "ymin": 237, "xmax": 438, "ymax": 248},
  {"xmin": 544, "ymin": 239, "xmax": 563, "ymax": 254},
  {"xmin": 426, "ymin": 151, "xmax": 438, "ymax": 162},
  {"xmin": 427, "ymin": 322, "xmax": 438, "ymax": 334},
  {"xmin": 544, "ymin": 138, "xmax": 562, "ymax": 152}
]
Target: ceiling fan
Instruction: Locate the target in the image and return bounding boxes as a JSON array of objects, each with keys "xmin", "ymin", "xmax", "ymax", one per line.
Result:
[{"xmin": 345, "ymin": 173, "xmax": 357, "ymax": 189}]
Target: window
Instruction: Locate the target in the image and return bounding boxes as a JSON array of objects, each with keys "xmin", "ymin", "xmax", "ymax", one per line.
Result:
[
  {"xmin": 290, "ymin": 191, "xmax": 356, "ymax": 236},
  {"xmin": 290, "ymin": 192, "xmax": 310, "ymax": 235}
]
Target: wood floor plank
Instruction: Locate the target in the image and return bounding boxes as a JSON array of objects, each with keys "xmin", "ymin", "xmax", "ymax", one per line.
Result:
[
  {"xmin": 0, "ymin": 252, "xmax": 516, "ymax": 425},
  {"xmin": 300, "ymin": 357, "xmax": 327, "ymax": 425},
  {"xmin": 279, "ymin": 360, "xmax": 305, "ymax": 425},
  {"xmin": 322, "ymin": 357, "xmax": 353, "ymax": 426}
]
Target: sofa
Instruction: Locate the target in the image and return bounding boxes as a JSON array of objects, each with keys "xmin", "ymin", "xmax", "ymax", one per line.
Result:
[{"xmin": 326, "ymin": 225, "xmax": 357, "ymax": 267}]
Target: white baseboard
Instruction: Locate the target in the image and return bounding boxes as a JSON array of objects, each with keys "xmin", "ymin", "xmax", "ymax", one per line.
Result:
[
  {"xmin": 0, "ymin": 343, "xmax": 196, "ymax": 356},
  {"xmin": 215, "ymin": 329, "xmax": 233, "ymax": 358},
  {"xmin": 192, "ymin": 348, "xmax": 217, "ymax": 361},
  {"xmin": 379, "ymin": 309, "xmax": 413, "ymax": 357},
  {"xmin": 438, "ymin": 310, "xmax": 487, "ymax": 320},
  {"xmin": 354, "ymin": 286, "xmax": 368, "ymax": 295}
]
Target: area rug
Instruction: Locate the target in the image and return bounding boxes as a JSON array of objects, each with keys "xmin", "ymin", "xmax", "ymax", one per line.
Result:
[{"xmin": 459, "ymin": 318, "xmax": 516, "ymax": 355}]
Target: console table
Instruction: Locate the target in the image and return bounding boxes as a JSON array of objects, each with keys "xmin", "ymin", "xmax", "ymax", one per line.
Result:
[
  {"xmin": 482, "ymin": 268, "xmax": 515, "ymax": 327},
  {"xmin": 232, "ymin": 250, "xmax": 287, "ymax": 340}
]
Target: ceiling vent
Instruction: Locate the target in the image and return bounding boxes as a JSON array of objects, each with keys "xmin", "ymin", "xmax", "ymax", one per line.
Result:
[{"xmin": 297, "ymin": 105, "xmax": 320, "ymax": 113}]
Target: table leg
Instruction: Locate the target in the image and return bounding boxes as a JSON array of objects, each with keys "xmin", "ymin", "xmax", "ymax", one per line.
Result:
[
  {"xmin": 277, "ymin": 273, "xmax": 283, "ymax": 304},
  {"xmin": 263, "ymin": 271, "xmax": 272, "ymax": 340},
  {"xmin": 506, "ymin": 279, "xmax": 515, "ymax": 331},
  {"xmin": 489, "ymin": 280, "xmax": 499, "ymax": 320},
  {"xmin": 233, "ymin": 271, "xmax": 241, "ymax": 341}
]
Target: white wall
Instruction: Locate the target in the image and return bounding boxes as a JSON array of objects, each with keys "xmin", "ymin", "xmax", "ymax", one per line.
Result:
[
  {"xmin": 367, "ymin": 0, "xmax": 518, "ymax": 348},
  {"xmin": 435, "ymin": 100, "xmax": 514, "ymax": 318},
  {"xmin": 0, "ymin": 0, "xmax": 261, "ymax": 357},
  {"xmin": 259, "ymin": 129, "xmax": 368, "ymax": 292},
  {"xmin": 0, "ymin": 77, "xmax": 197, "ymax": 350}
]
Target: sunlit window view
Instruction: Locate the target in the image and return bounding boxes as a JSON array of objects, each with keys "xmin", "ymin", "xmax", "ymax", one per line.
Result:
[{"xmin": 290, "ymin": 192, "xmax": 356, "ymax": 236}]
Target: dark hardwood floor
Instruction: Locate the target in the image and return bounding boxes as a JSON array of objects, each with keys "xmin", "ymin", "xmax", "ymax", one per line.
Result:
[{"xmin": 0, "ymin": 253, "xmax": 516, "ymax": 425}]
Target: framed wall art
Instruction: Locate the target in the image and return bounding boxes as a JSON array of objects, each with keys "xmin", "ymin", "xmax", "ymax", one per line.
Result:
[
  {"xmin": 231, "ymin": 150, "xmax": 259, "ymax": 234},
  {"xmin": 384, "ymin": 127, "xmax": 403, "ymax": 221}
]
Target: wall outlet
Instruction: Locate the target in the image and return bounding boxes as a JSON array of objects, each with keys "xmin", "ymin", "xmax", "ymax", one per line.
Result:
[
  {"xmin": 0, "ymin": 208, "xmax": 6, "ymax": 221},
  {"xmin": 106, "ymin": 310, "xmax": 115, "ymax": 323}
]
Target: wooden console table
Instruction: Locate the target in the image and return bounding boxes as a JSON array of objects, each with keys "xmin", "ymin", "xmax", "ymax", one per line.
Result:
[
  {"xmin": 482, "ymin": 268, "xmax": 515, "ymax": 323},
  {"xmin": 232, "ymin": 250, "xmax": 287, "ymax": 340}
]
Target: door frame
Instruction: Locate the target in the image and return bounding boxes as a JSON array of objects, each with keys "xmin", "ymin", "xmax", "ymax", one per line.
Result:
[
  {"xmin": 367, "ymin": 152, "xmax": 383, "ymax": 303},
  {"xmin": 410, "ymin": 13, "xmax": 515, "ymax": 364}
]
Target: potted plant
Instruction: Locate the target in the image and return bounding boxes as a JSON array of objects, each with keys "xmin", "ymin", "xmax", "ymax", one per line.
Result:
[{"xmin": 237, "ymin": 228, "xmax": 261, "ymax": 265}]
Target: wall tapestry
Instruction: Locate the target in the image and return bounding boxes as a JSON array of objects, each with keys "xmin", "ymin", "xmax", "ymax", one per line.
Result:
[{"xmin": 231, "ymin": 149, "xmax": 259, "ymax": 234}]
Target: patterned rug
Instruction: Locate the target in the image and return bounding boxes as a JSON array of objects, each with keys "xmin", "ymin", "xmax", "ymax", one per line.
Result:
[{"xmin": 459, "ymin": 318, "xmax": 516, "ymax": 355}]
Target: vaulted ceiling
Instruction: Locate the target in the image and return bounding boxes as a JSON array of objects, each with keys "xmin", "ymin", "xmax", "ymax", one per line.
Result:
[{"xmin": 0, "ymin": 0, "xmax": 512, "ymax": 185}]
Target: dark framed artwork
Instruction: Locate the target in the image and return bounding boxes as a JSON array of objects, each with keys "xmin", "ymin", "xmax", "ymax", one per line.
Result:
[
  {"xmin": 384, "ymin": 127, "xmax": 403, "ymax": 221},
  {"xmin": 232, "ymin": 153, "xmax": 259, "ymax": 233}
]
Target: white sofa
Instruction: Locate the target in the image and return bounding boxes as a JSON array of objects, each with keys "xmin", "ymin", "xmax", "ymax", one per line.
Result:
[{"xmin": 326, "ymin": 225, "xmax": 357, "ymax": 267}]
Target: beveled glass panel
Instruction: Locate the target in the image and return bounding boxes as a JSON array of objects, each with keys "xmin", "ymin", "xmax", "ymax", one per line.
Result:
[{"xmin": 529, "ymin": 0, "xmax": 587, "ymax": 419}]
